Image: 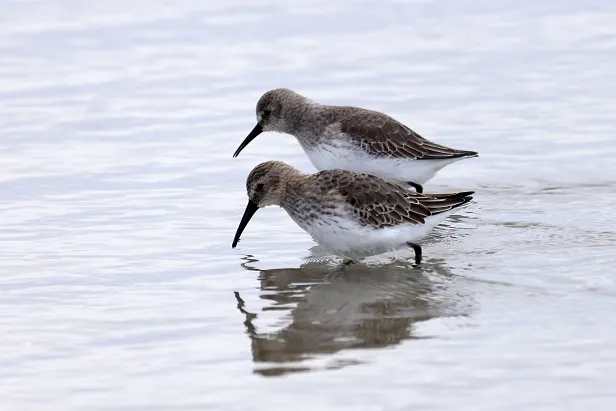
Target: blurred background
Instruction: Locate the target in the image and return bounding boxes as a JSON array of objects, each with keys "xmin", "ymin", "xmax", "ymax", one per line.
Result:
[{"xmin": 1, "ymin": 0, "xmax": 615, "ymax": 410}]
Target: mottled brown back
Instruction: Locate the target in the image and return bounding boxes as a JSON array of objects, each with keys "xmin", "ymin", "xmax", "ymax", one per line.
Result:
[
  {"xmin": 310, "ymin": 170, "xmax": 474, "ymax": 228},
  {"xmin": 337, "ymin": 107, "xmax": 478, "ymax": 160}
]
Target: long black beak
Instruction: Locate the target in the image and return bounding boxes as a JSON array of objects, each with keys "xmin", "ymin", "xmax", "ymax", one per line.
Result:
[
  {"xmin": 232, "ymin": 124, "xmax": 263, "ymax": 158},
  {"xmin": 232, "ymin": 200, "xmax": 259, "ymax": 248}
]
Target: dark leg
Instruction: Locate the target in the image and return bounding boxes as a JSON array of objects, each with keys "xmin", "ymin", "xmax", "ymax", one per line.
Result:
[
  {"xmin": 406, "ymin": 182, "xmax": 423, "ymax": 194},
  {"xmin": 407, "ymin": 242, "xmax": 422, "ymax": 265}
]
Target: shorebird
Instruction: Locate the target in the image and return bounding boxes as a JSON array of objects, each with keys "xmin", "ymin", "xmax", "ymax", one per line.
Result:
[
  {"xmin": 231, "ymin": 161, "xmax": 474, "ymax": 265},
  {"xmin": 232, "ymin": 88, "xmax": 478, "ymax": 193}
]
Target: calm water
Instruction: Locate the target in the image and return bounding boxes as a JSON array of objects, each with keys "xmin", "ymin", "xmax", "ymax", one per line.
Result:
[{"xmin": 1, "ymin": 1, "xmax": 616, "ymax": 409}]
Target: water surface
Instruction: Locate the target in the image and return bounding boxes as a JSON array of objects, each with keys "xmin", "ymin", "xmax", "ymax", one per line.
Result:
[{"xmin": 1, "ymin": 0, "xmax": 616, "ymax": 409}]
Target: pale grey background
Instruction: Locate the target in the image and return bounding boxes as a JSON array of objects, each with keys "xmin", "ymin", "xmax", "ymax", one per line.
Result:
[{"xmin": 1, "ymin": 0, "xmax": 615, "ymax": 410}]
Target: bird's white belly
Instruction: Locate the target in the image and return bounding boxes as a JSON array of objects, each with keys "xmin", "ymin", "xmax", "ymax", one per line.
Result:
[
  {"xmin": 303, "ymin": 142, "xmax": 459, "ymax": 185},
  {"xmin": 286, "ymin": 208, "xmax": 455, "ymax": 261}
]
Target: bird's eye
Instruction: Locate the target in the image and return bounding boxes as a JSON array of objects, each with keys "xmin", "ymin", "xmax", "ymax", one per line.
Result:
[
  {"xmin": 262, "ymin": 109, "xmax": 271, "ymax": 119},
  {"xmin": 256, "ymin": 183, "xmax": 265, "ymax": 191}
]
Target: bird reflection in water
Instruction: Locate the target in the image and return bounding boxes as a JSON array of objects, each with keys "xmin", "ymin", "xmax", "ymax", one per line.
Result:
[{"xmin": 234, "ymin": 252, "xmax": 475, "ymax": 377}]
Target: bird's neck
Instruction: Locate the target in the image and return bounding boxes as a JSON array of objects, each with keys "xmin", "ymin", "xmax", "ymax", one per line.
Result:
[
  {"xmin": 281, "ymin": 97, "xmax": 328, "ymax": 137},
  {"xmin": 278, "ymin": 171, "xmax": 310, "ymax": 208}
]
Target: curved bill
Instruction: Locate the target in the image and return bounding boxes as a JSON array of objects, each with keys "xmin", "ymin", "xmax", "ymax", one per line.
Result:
[
  {"xmin": 232, "ymin": 200, "xmax": 259, "ymax": 248},
  {"xmin": 232, "ymin": 124, "xmax": 263, "ymax": 158}
]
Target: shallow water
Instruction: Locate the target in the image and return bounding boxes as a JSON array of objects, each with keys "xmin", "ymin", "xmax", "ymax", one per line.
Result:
[{"xmin": 1, "ymin": 0, "xmax": 616, "ymax": 409}]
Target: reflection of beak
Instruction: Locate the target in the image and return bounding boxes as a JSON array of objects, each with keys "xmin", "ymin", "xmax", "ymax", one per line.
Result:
[
  {"xmin": 232, "ymin": 200, "xmax": 259, "ymax": 248},
  {"xmin": 232, "ymin": 124, "xmax": 263, "ymax": 158}
]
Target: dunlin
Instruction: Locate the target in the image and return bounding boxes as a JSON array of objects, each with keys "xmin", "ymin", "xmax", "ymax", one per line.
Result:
[
  {"xmin": 231, "ymin": 161, "xmax": 474, "ymax": 265},
  {"xmin": 232, "ymin": 88, "xmax": 478, "ymax": 193}
]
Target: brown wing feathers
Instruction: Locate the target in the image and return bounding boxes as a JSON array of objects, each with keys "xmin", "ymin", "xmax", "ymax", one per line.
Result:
[
  {"xmin": 339, "ymin": 109, "xmax": 478, "ymax": 160},
  {"xmin": 415, "ymin": 191, "xmax": 475, "ymax": 215},
  {"xmin": 317, "ymin": 171, "xmax": 473, "ymax": 228}
]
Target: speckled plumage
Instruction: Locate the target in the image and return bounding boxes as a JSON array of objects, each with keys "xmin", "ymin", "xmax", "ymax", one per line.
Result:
[
  {"xmin": 233, "ymin": 88, "xmax": 479, "ymax": 192},
  {"xmin": 336, "ymin": 108, "xmax": 476, "ymax": 160},
  {"xmin": 233, "ymin": 161, "xmax": 474, "ymax": 264}
]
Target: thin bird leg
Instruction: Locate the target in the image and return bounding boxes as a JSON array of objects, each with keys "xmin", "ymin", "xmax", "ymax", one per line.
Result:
[
  {"xmin": 407, "ymin": 242, "xmax": 422, "ymax": 265},
  {"xmin": 406, "ymin": 182, "xmax": 424, "ymax": 193}
]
